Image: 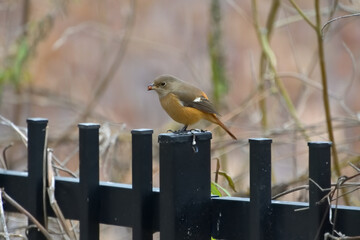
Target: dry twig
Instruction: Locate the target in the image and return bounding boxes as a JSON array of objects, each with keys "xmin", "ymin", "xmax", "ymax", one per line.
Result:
[{"xmin": 1, "ymin": 189, "xmax": 52, "ymax": 240}]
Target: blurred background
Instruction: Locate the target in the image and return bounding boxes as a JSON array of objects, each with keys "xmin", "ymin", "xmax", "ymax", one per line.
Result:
[{"xmin": 0, "ymin": 0, "xmax": 360, "ymax": 238}]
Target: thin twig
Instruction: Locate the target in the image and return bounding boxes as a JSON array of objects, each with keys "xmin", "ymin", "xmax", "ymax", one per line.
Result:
[
  {"xmin": 1, "ymin": 143, "xmax": 13, "ymax": 169},
  {"xmin": 42, "ymin": 126, "xmax": 48, "ymax": 229},
  {"xmin": 252, "ymin": 0, "xmax": 310, "ymax": 141},
  {"xmin": 1, "ymin": 190, "xmax": 52, "ymax": 240},
  {"xmin": 321, "ymin": 13, "xmax": 360, "ymax": 37},
  {"xmin": 214, "ymin": 158, "xmax": 220, "ymax": 183},
  {"xmin": 55, "ymin": 0, "xmax": 137, "ymax": 146},
  {"xmin": 0, "ymin": 115, "xmax": 28, "ymax": 147},
  {"xmin": 288, "ymin": 0, "xmax": 317, "ymax": 30},
  {"xmin": 0, "ymin": 233, "xmax": 26, "ymax": 239},
  {"xmin": 47, "ymin": 149, "xmax": 76, "ymax": 239},
  {"xmin": 52, "ymin": 165, "xmax": 77, "ymax": 178},
  {"xmin": 314, "ymin": 0, "xmax": 347, "ymax": 204},
  {"xmin": 225, "ymin": 0, "xmax": 251, "ymax": 24},
  {"xmin": 258, "ymin": 0, "xmax": 280, "ymax": 131},
  {"xmin": 0, "ymin": 189, "xmax": 10, "ymax": 240},
  {"xmin": 272, "ymin": 184, "xmax": 308, "ymax": 199},
  {"xmin": 348, "ymin": 162, "xmax": 360, "ymax": 173},
  {"xmin": 325, "ymin": 232, "xmax": 360, "ymax": 239},
  {"xmin": 341, "ymin": 42, "xmax": 357, "ymax": 102}
]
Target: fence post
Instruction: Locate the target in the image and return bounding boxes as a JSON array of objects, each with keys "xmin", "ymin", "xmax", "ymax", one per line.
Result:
[
  {"xmin": 27, "ymin": 118, "xmax": 48, "ymax": 240},
  {"xmin": 308, "ymin": 141, "xmax": 332, "ymax": 239},
  {"xmin": 159, "ymin": 131, "xmax": 212, "ymax": 240},
  {"xmin": 79, "ymin": 123, "xmax": 100, "ymax": 240},
  {"xmin": 131, "ymin": 129, "xmax": 154, "ymax": 240},
  {"xmin": 249, "ymin": 138, "xmax": 272, "ymax": 240}
]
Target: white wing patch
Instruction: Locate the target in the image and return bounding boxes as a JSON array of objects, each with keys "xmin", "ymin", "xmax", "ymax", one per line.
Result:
[{"xmin": 193, "ymin": 97, "xmax": 202, "ymax": 102}]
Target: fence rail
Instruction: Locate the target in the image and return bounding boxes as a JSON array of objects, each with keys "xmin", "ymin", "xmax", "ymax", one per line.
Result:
[{"xmin": 0, "ymin": 118, "xmax": 360, "ymax": 239}]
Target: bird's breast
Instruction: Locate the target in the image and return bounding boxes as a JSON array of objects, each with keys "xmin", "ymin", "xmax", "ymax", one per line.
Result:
[{"xmin": 160, "ymin": 93, "xmax": 204, "ymax": 125}]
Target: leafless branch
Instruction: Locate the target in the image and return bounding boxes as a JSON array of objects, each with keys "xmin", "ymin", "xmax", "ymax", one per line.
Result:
[{"xmin": 1, "ymin": 189, "xmax": 52, "ymax": 240}]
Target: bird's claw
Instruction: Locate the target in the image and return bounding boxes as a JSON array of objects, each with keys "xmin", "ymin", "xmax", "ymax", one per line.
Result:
[
  {"xmin": 167, "ymin": 129, "xmax": 187, "ymax": 134},
  {"xmin": 166, "ymin": 128, "xmax": 205, "ymax": 154},
  {"xmin": 166, "ymin": 128, "xmax": 206, "ymax": 134}
]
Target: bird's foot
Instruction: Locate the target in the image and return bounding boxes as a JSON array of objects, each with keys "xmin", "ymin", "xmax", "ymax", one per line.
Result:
[
  {"xmin": 166, "ymin": 129, "xmax": 184, "ymax": 133},
  {"xmin": 189, "ymin": 128, "xmax": 207, "ymax": 133},
  {"xmin": 166, "ymin": 128, "xmax": 206, "ymax": 134},
  {"xmin": 167, "ymin": 125, "xmax": 189, "ymax": 134},
  {"xmin": 167, "ymin": 129, "xmax": 189, "ymax": 134},
  {"xmin": 180, "ymin": 125, "xmax": 188, "ymax": 132},
  {"xmin": 166, "ymin": 128, "xmax": 206, "ymax": 153}
]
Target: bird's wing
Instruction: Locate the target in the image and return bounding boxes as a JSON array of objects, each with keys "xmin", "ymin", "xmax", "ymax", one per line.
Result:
[
  {"xmin": 185, "ymin": 96, "xmax": 219, "ymax": 115},
  {"xmin": 174, "ymin": 85, "xmax": 219, "ymax": 115}
]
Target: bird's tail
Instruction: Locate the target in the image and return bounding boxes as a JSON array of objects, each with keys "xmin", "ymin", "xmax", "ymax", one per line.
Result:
[{"xmin": 207, "ymin": 114, "xmax": 237, "ymax": 140}]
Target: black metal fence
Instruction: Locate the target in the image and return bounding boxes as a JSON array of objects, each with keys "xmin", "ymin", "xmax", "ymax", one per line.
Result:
[{"xmin": 0, "ymin": 118, "xmax": 360, "ymax": 239}]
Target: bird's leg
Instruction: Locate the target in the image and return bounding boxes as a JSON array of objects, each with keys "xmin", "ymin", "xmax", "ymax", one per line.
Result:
[
  {"xmin": 172, "ymin": 125, "xmax": 189, "ymax": 134},
  {"xmin": 180, "ymin": 125, "xmax": 188, "ymax": 132}
]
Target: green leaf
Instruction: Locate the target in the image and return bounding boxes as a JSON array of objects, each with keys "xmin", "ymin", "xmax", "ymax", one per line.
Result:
[
  {"xmin": 212, "ymin": 182, "xmax": 231, "ymax": 197},
  {"xmin": 218, "ymin": 171, "xmax": 237, "ymax": 192},
  {"xmin": 211, "ymin": 182, "xmax": 222, "ymax": 196}
]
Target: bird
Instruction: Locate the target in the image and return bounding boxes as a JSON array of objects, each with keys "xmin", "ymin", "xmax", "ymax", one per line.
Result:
[{"xmin": 148, "ymin": 75, "xmax": 237, "ymax": 140}]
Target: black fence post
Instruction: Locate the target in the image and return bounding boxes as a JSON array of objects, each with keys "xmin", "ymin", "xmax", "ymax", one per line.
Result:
[
  {"xmin": 27, "ymin": 118, "xmax": 48, "ymax": 240},
  {"xmin": 308, "ymin": 141, "xmax": 332, "ymax": 239},
  {"xmin": 159, "ymin": 131, "xmax": 212, "ymax": 240},
  {"xmin": 78, "ymin": 123, "xmax": 100, "ymax": 240},
  {"xmin": 249, "ymin": 138, "xmax": 272, "ymax": 240},
  {"xmin": 131, "ymin": 129, "xmax": 154, "ymax": 240}
]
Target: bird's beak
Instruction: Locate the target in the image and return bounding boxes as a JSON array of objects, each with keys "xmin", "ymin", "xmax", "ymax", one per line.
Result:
[{"xmin": 148, "ymin": 84, "xmax": 155, "ymax": 91}]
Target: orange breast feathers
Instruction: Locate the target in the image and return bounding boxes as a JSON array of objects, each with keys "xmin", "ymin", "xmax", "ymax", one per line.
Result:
[{"xmin": 160, "ymin": 93, "xmax": 206, "ymax": 125}]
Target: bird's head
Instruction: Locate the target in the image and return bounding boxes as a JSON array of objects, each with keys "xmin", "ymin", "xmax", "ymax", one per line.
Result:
[{"xmin": 148, "ymin": 75, "xmax": 181, "ymax": 98}]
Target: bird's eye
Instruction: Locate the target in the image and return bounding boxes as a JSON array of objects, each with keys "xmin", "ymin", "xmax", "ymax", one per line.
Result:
[{"xmin": 160, "ymin": 82, "xmax": 166, "ymax": 87}]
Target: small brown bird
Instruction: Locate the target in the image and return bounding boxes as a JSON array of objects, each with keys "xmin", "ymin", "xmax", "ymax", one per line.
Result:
[{"xmin": 148, "ymin": 75, "xmax": 237, "ymax": 140}]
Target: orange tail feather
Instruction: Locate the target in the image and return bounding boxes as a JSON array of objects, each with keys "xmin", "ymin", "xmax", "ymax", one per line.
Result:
[{"xmin": 206, "ymin": 114, "xmax": 237, "ymax": 140}]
